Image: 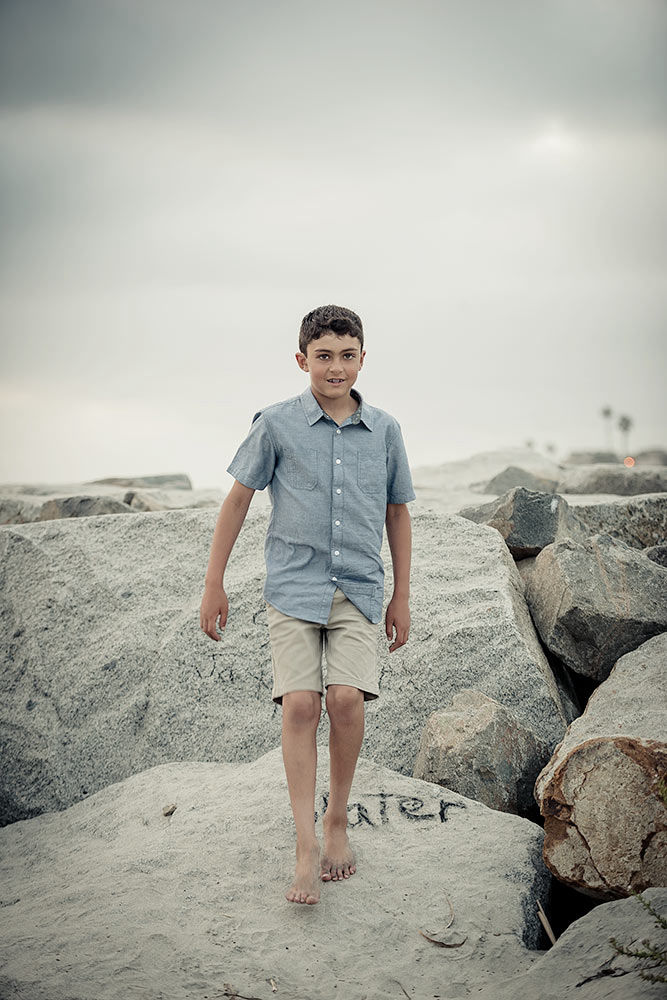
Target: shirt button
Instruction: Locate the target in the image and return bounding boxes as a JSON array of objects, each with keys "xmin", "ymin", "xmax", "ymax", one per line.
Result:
[
  {"xmin": 335, "ymin": 520, "xmax": 340, "ymax": 525},
  {"xmin": 336, "ymin": 488, "xmax": 341, "ymax": 494},
  {"xmin": 335, "ymin": 458, "xmax": 341, "ymax": 464},
  {"xmin": 334, "ymin": 550, "xmax": 340, "ymax": 556},
  {"xmin": 336, "ymin": 429, "xmax": 341, "ymax": 434}
]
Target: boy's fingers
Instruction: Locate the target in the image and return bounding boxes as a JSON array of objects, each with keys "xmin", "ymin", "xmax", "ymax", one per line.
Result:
[{"xmin": 388, "ymin": 626, "xmax": 409, "ymax": 652}]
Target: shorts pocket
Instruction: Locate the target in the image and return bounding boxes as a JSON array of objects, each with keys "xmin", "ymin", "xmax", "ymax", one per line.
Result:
[
  {"xmin": 285, "ymin": 448, "xmax": 318, "ymax": 489},
  {"xmin": 357, "ymin": 453, "xmax": 386, "ymax": 494}
]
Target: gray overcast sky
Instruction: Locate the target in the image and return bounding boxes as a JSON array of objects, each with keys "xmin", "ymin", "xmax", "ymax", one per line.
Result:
[{"xmin": 1, "ymin": 0, "xmax": 665, "ymax": 488}]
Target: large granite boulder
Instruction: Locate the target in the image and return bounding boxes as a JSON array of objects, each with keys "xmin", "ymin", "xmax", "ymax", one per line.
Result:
[
  {"xmin": 524, "ymin": 533, "xmax": 667, "ymax": 681},
  {"xmin": 569, "ymin": 493, "xmax": 667, "ymax": 550},
  {"xmin": 413, "ymin": 688, "xmax": 551, "ymax": 819},
  {"xmin": 38, "ymin": 495, "xmax": 134, "ymax": 520},
  {"xmin": 0, "ymin": 504, "xmax": 577, "ymax": 825},
  {"xmin": 481, "ymin": 466, "xmax": 559, "ymax": 495},
  {"xmin": 534, "ymin": 633, "xmax": 667, "ymax": 900},
  {"xmin": 0, "ymin": 478, "xmax": 224, "ymax": 524},
  {"xmin": 0, "ymin": 747, "xmax": 553, "ymax": 999},
  {"xmin": 556, "ymin": 464, "xmax": 667, "ymax": 496},
  {"xmin": 636, "ymin": 448, "xmax": 667, "ymax": 466},
  {"xmin": 562, "ymin": 450, "xmax": 620, "ymax": 464},
  {"xmin": 459, "ymin": 487, "xmax": 587, "ymax": 558},
  {"xmin": 474, "ymin": 887, "xmax": 667, "ymax": 1000},
  {"xmin": 89, "ymin": 473, "xmax": 194, "ymax": 489}
]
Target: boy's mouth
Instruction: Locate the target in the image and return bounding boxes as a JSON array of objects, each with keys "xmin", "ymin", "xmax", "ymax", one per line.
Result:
[{"xmin": 327, "ymin": 378, "xmax": 345, "ymax": 383}]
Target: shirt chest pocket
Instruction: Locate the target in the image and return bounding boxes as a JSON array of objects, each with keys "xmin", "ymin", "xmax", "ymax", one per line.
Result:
[
  {"xmin": 284, "ymin": 448, "xmax": 319, "ymax": 490},
  {"xmin": 357, "ymin": 452, "xmax": 386, "ymax": 494}
]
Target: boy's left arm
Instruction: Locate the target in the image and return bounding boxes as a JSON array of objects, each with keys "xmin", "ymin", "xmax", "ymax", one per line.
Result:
[{"xmin": 384, "ymin": 502, "xmax": 412, "ymax": 652}]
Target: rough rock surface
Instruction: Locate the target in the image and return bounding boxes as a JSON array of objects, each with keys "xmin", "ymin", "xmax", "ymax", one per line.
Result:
[
  {"xmin": 562, "ymin": 451, "xmax": 620, "ymax": 465},
  {"xmin": 38, "ymin": 495, "xmax": 135, "ymax": 520},
  {"xmin": 90, "ymin": 473, "xmax": 194, "ymax": 489},
  {"xmin": 645, "ymin": 544, "xmax": 667, "ymax": 568},
  {"xmin": 413, "ymin": 688, "xmax": 550, "ymax": 818},
  {"xmin": 556, "ymin": 464, "xmax": 667, "ymax": 496},
  {"xmin": 0, "ymin": 479, "xmax": 224, "ymax": 524},
  {"xmin": 524, "ymin": 533, "xmax": 667, "ymax": 681},
  {"xmin": 0, "ymin": 747, "xmax": 552, "ymax": 1000},
  {"xmin": 635, "ymin": 448, "xmax": 667, "ymax": 466},
  {"xmin": 568, "ymin": 494, "xmax": 667, "ymax": 550},
  {"xmin": 458, "ymin": 487, "xmax": 587, "ymax": 558},
  {"xmin": 534, "ymin": 633, "xmax": 667, "ymax": 899},
  {"xmin": 0, "ymin": 504, "xmax": 576, "ymax": 825},
  {"xmin": 481, "ymin": 466, "xmax": 559, "ymax": 495},
  {"xmin": 473, "ymin": 887, "xmax": 667, "ymax": 1000}
]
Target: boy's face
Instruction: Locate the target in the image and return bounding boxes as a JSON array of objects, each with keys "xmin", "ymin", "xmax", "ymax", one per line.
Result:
[{"xmin": 296, "ymin": 333, "xmax": 366, "ymax": 401}]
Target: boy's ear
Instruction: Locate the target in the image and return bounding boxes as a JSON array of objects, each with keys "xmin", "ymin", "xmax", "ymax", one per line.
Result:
[{"xmin": 295, "ymin": 351, "xmax": 309, "ymax": 372}]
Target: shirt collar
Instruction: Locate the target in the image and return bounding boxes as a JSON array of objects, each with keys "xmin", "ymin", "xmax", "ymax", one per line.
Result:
[{"xmin": 300, "ymin": 385, "xmax": 374, "ymax": 430}]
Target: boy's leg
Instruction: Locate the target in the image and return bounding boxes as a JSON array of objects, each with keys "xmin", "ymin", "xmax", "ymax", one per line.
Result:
[
  {"xmin": 265, "ymin": 600, "xmax": 325, "ymax": 904},
  {"xmin": 281, "ymin": 690, "xmax": 322, "ymax": 904},
  {"xmin": 321, "ymin": 589, "xmax": 379, "ymax": 882},
  {"xmin": 322, "ymin": 683, "xmax": 365, "ymax": 881}
]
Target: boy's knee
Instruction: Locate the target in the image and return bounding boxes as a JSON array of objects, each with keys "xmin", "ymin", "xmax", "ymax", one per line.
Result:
[
  {"xmin": 326, "ymin": 684, "xmax": 364, "ymax": 721},
  {"xmin": 282, "ymin": 690, "xmax": 322, "ymax": 726}
]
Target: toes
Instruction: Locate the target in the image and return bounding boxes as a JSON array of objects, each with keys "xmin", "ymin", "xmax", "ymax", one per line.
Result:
[{"xmin": 320, "ymin": 859, "xmax": 333, "ymax": 881}]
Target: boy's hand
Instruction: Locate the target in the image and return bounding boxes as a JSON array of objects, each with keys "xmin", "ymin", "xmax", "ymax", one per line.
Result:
[
  {"xmin": 385, "ymin": 595, "xmax": 410, "ymax": 652},
  {"xmin": 200, "ymin": 583, "xmax": 229, "ymax": 641}
]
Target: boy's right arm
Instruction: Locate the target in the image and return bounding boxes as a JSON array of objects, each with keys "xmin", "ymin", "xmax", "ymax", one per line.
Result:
[{"xmin": 199, "ymin": 480, "xmax": 256, "ymax": 641}]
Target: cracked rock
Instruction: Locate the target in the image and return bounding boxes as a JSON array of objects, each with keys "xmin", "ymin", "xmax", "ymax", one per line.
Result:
[
  {"xmin": 524, "ymin": 532, "xmax": 667, "ymax": 681},
  {"xmin": 458, "ymin": 486, "xmax": 588, "ymax": 558},
  {"xmin": 413, "ymin": 688, "xmax": 551, "ymax": 818},
  {"xmin": 534, "ymin": 633, "xmax": 667, "ymax": 899}
]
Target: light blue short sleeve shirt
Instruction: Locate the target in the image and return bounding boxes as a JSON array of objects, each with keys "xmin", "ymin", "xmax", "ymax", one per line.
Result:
[{"xmin": 226, "ymin": 386, "xmax": 416, "ymax": 624}]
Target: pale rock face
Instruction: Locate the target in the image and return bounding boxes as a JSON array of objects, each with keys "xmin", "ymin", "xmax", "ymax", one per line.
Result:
[
  {"xmin": 481, "ymin": 466, "xmax": 559, "ymax": 495},
  {"xmin": 524, "ymin": 533, "xmax": 667, "ymax": 681},
  {"xmin": 556, "ymin": 464, "xmax": 667, "ymax": 496},
  {"xmin": 0, "ymin": 479, "xmax": 224, "ymax": 524},
  {"xmin": 0, "ymin": 504, "xmax": 575, "ymax": 826},
  {"xmin": 0, "ymin": 746, "xmax": 552, "ymax": 1000},
  {"xmin": 473, "ymin": 886, "xmax": 667, "ymax": 1000},
  {"xmin": 534, "ymin": 633, "xmax": 667, "ymax": 900},
  {"xmin": 413, "ymin": 688, "xmax": 551, "ymax": 818},
  {"xmin": 568, "ymin": 493, "xmax": 667, "ymax": 551}
]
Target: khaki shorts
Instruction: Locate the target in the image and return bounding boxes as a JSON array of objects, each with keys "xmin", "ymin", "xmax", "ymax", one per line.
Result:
[{"xmin": 265, "ymin": 588, "xmax": 379, "ymax": 704}]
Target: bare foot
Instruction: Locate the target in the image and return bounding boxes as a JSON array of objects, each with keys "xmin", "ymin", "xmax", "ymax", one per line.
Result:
[
  {"xmin": 286, "ymin": 842, "xmax": 321, "ymax": 904},
  {"xmin": 321, "ymin": 815, "xmax": 356, "ymax": 882}
]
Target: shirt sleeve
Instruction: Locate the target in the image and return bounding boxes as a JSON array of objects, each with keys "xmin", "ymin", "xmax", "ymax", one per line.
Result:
[
  {"xmin": 226, "ymin": 410, "xmax": 277, "ymax": 490},
  {"xmin": 386, "ymin": 422, "xmax": 416, "ymax": 503}
]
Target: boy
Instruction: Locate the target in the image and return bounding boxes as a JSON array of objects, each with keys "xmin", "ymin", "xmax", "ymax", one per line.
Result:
[{"xmin": 200, "ymin": 304, "xmax": 415, "ymax": 905}]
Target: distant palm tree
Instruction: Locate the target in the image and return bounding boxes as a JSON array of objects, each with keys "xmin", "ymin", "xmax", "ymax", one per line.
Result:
[
  {"xmin": 524, "ymin": 438, "xmax": 535, "ymax": 450},
  {"xmin": 601, "ymin": 406, "xmax": 613, "ymax": 450},
  {"xmin": 545, "ymin": 442, "xmax": 556, "ymax": 455},
  {"xmin": 618, "ymin": 414, "xmax": 633, "ymax": 456}
]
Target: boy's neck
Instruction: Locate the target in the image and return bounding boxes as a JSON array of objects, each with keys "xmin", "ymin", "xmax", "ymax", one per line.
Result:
[{"xmin": 309, "ymin": 386, "xmax": 360, "ymax": 426}]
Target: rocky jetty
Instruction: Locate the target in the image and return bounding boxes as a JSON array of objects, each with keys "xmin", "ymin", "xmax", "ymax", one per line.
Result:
[{"xmin": 2, "ymin": 448, "xmax": 666, "ymax": 997}]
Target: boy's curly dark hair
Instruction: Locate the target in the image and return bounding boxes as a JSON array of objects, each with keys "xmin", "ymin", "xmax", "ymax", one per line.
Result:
[{"xmin": 299, "ymin": 304, "xmax": 364, "ymax": 356}]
